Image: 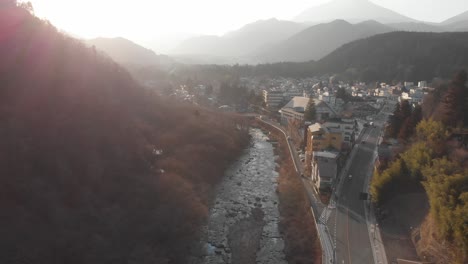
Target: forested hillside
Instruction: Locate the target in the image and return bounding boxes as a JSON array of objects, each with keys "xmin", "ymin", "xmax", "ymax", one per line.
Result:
[
  {"xmin": 371, "ymin": 71, "xmax": 468, "ymax": 263},
  {"xmin": 317, "ymin": 32, "xmax": 468, "ymax": 81},
  {"xmin": 0, "ymin": 3, "xmax": 249, "ymax": 263}
]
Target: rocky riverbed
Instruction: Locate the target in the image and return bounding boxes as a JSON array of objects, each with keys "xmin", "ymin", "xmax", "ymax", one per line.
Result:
[{"xmin": 190, "ymin": 129, "xmax": 287, "ymax": 264}]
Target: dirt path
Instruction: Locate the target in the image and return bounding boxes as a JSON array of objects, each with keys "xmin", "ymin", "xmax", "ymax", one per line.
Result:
[{"xmin": 379, "ymin": 192, "xmax": 429, "ymax": 263}]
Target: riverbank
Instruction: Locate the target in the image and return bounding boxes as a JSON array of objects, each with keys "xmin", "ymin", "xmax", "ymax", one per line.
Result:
[
  {"xmin": 254, "ymin": 120, "xmax": 322, "ymax": 264},
  {"xmin": 190, "ymin": 128, "xmax": 287, "ymax": 264}
]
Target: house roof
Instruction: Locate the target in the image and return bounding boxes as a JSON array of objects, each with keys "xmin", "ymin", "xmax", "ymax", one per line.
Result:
[
  {"xmin": 308, "ymin": 123, "xmax": 324, "ymax": 133},
  {"xmin": 316, "ymin": 157, "xmax": 337, "ymax": 179},
  {"xmin": 282, "ymin": 96, "xmax": 311, "ymax": 110},
  {"xmin": 313, "ymin": 151, "xmax": 338, "ymax": 159}
]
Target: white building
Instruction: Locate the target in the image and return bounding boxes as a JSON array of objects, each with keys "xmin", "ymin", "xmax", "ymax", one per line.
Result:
[
  {"xmin": 418, "ymin": 81, "xmax": 427, "ymax": 88},
  {"xmin": 279, "ymin": 96, "xmax": 338, "ymax": 125},
  {"xmin": 263, "ymin": 90, "xmax": 284, "ymax": 109}
]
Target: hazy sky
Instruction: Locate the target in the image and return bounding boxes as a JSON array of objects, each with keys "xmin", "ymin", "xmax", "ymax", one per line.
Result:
[{"xmin": 28, "ymin": 0, "xmax": 468, "ymax": 41}]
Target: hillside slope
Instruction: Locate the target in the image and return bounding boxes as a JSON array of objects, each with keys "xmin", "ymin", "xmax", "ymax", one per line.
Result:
[
  {"xmin": 86, "ymin": 37, "xmax": 172, "ymax": 66},
  {"xmin": 316, "ymin": 31, "xmax": 468, "ymax": 81},
  {"xmin": 0, "ymin": 4, "xmax": 248, "ymax": 264}
]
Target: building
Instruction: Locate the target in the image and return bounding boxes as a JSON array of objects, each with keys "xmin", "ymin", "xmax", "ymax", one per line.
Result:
[
  {"xmin": 279, "ymin": 96, "xmax": 309, "ymax": 124},
  {"xmin": 315, "ymin": 99, "xmax": 338, "ymax": 121},
  {"xmin": 418, "ymin": 81, "xmax": 427, "ymax": 88},
  {"xmin": 311, "ymin": 151, "xmax": 338, "ymax": 189},
  {"xmin": 400, "ymin": 89, "xmax": 424, "ymax": 105},
  {"xmin": 284, "ymin": 89, "xmax": 303, "ymax": 100},
  {"xmin": 263, "ymin": 90, "xmax": 284, "ymax": 109},
  {"xmin": 305, "ymin": 123, "xmax": 343, "ymax": 165},
  {"xmin": 351, "ymin": 102, "xmax": 379, "ymax": 118},
  {"xmin": 322, "ymin": 118, "xmax": 357, "ymax": 150},
  {"xmin": 279, "ymin": 96, "xmax": 338, "ymax": 125}
]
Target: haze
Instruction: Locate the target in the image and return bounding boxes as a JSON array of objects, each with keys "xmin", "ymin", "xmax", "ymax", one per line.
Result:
[{"xmin": 28, "ymin": 0, "xmax": 468, "ymax": 52}]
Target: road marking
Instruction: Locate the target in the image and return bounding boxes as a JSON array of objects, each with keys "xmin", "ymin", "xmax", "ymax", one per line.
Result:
[{"xmin": 347, "ymin": 208, "xmax": 352, "ymax": 264}]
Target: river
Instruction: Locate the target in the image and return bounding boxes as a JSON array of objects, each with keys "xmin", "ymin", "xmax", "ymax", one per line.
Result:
[{"xmin": 190, "ymin": 128, "xmax": 287, "ymax": 264}]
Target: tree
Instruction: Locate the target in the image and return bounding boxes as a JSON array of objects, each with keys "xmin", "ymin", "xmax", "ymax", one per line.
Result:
[
  {"xmin": 304, "ymin": 97, "xmax": 316, "ymax": 122},
  {"xmin": 400, "ymin": 100, "xmax": 412, "ymax": 120},
  {"xmin": 386, "ymin": 103, "xmax": 402, "ymax": 138},
  {"xmin": 435, "ymin": 70, "xmax": 467, "ymax": 128},
  {"xmin": 205, "ymin": 84, "xmax": 213, "ymax": 97},
  {"xmin": 416, "ymin": 119, "xmax": 448, "ymax": 156},
  {"xmin": 336, "ymin": 87, "xmax": 350, "ymax": 103},
  {"xmin": 398, "ymin": 117, "xmax": 413, "ymax": 142}
]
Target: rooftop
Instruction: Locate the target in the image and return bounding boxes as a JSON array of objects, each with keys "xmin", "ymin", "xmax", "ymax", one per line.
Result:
[
  {"xmin": 313, "ymin": 151, "xmax": 338, "ymax": 159},
  {"xmin": 316, "ymin": 157, "xmax": 337, "ymax": 179}
]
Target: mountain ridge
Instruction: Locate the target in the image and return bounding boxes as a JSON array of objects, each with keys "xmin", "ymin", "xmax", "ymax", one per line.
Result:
[
  {"xmin": 294, "ymin": 0, "xmax": 415, "ymax": 24},
  {"xmin": 253, "ymin": 19, "xmax": 394, "ymax": 62},
  {"xmin": 86, "ymin": 37, "xmax": 170, "ymax": 66}
]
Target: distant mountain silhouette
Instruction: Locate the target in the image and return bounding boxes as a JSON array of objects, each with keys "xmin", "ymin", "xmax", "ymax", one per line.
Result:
[
  {"xmin": 255, "ymin": 19, "xmax": 393, "ymax": 62},
  {"xmin": 441, "ymin": 10, "xmax": 468, "ymax": 25},
  {"xmin": 87, "ymin": 37, "xmax": 171, "ymax": 65},
  {"xmin": 294, "ymin": 0, "xmax": 415, "ymax": 24},
  {"xmin": 443, "ymin": 20, "xmax": 468, "ymax": 32},
  {"xmin": 389, "ymin": 22, "xmax": 445, "ymax": 32},
  {"xmin": 172, "ymin": 18, "xmax": 307, "ymax": 58}
]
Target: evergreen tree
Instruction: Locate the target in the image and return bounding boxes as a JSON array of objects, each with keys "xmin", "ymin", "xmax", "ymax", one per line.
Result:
[
  {"xmin": 386, "ymin": 103, "xmax": 402, "ymax": 138},
  {"xmin": 398, "ymin": 117, "xmax": 413, "ymax": 141},
  {"xmin": 400, "ymin": 100, "xmax": 412, "ymax": 121},
  {"xmin": 436, "ymin": 70, "xmax": 466, "ymax": 127},
  {"xmin": 336, "ymin": 87, "xmax": 350, "ymax": 102},
  {"xmin": 304, "ymin": 97, "xmax": 317, "ymax": 122}
]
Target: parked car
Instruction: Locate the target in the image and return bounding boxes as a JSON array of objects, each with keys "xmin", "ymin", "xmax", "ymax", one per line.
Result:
[{"xmin": 349, "ymin": 174, "xmax": 353, "ymax": 180}]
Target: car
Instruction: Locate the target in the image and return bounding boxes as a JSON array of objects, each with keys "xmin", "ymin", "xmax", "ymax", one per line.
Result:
[
  {"xmin": 349, "ymin": 174, "xmax": 352, "ymax": 180},
  {"xmin": 362, "ymin": 140, "xmax": 366, "ymax": 144}
]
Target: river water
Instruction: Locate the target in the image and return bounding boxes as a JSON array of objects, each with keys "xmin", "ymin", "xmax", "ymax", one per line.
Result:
[{"xmin": 190, "ymin": 129, "xmax": 287, "ymax": 264}]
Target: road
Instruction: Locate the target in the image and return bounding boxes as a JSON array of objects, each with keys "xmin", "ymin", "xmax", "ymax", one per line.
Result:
[
  {"xmin": 334, "ymin": 126, "xmax": 381, "ymax": 264},
  {"xmin": 255, "ymin": 108, "xmax": 393, "ymax": 264}
]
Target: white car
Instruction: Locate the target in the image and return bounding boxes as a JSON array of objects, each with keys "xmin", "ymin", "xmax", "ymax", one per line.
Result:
[{"xmin": 349, "ymin": 174, "xmax": 353, "ymax": 180}]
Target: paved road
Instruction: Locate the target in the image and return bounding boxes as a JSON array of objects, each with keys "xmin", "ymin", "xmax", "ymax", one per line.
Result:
[
  {"xmin": 334, "ymin": 126, "xmax": 381, "ymax": 264},
  {"xmin": 255, "ymin": 110, "xmax": 392, "ymax": 264}
]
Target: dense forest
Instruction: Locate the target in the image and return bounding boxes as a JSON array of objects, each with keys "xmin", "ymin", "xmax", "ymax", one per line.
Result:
[
  {"xmin": 371, "ymin": 71, "xmax": 468, "ymax": 263},
  {"xmin": 0, "ymin": 3, "xmax": 249, "ymax": 263}
]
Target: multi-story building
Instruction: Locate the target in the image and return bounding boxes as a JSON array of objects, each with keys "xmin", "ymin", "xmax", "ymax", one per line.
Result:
[
  {"xmin": 418, "ymin": 81, "xmax": 427, "ymax": 88},
  {"xmin": 279, "ymin": 96, "xmax": 309, "ymax": 124},
  {"xmin": 279, "ymin": 96, "xmax": 338, "ymax": 125},
  {"xmin": 311, "ymin": 151, "xmax": 338, "ymax": 189},
  {"xmin": 322, "ymin": 118, "xmax": 357, "ymax": 151},
  {"xmin": 306, "ymin": 123, "xmax": 343, "ymax": 154},
  {"xmin": 263, "ymin": 90, "xmax": 284, "ymax": 109}
]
